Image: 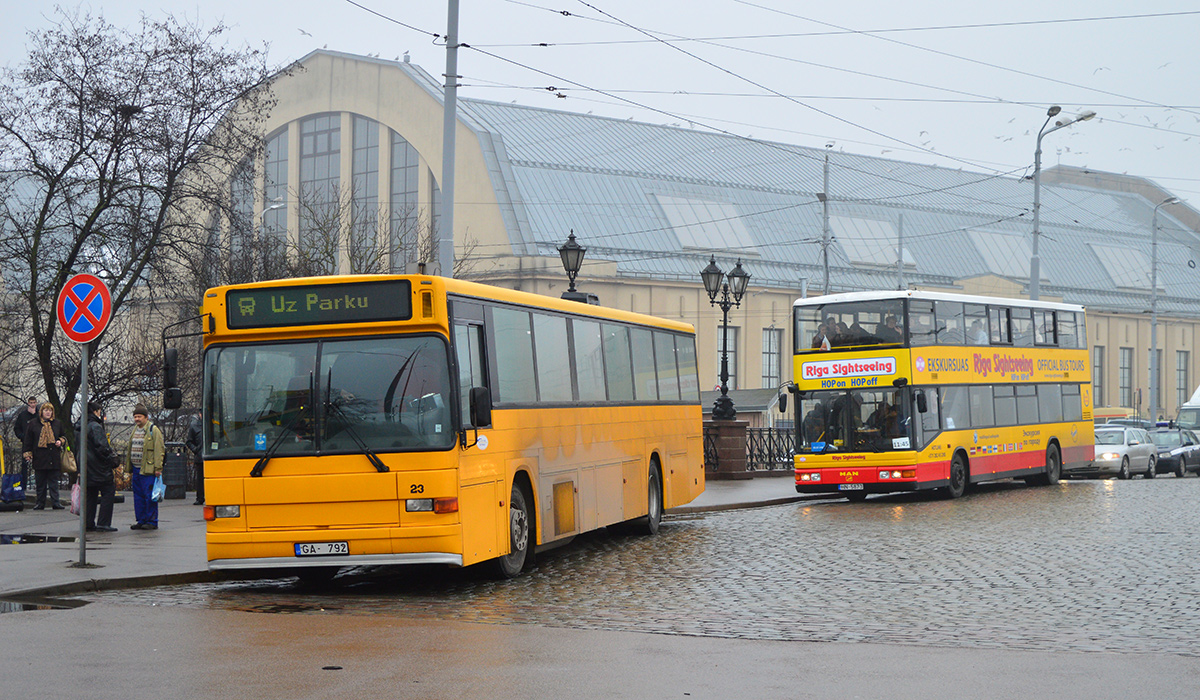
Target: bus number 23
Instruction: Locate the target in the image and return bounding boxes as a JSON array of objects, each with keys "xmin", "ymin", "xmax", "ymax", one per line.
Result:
[{"xmin": 410, "ymin": 484, "xmax": 424, "ymax": 494}]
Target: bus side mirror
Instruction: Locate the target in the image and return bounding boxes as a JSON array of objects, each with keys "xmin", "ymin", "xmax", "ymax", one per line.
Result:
[
  {"xmin": 778, "ymin": 393, "xmax": 787, "ymax": 413},
  {"xmin": 164, "ymin": 347, "xmax": 178, "ymax": 388},
  {"xmin": 916, "ymin": 392, "xmax": 928, "ymax": 413},
  {"xmin": 470, "ymin": 387, "xmax": 492, "ymax": 428},
  {"xmin": 164, "ymin": 387, "xmax": 182, "ymax": 410}
]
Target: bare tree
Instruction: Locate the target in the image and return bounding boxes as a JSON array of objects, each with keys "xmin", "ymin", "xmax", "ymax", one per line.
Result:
[{"xmin": 0, "ymin": 9, "xmax": 277, "ymax": 446}]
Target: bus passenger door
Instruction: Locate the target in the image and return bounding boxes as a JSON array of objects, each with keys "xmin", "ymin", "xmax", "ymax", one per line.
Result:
[{"xmin": 451, "ymin": 302, "xmax": 505, "ymax": 562}]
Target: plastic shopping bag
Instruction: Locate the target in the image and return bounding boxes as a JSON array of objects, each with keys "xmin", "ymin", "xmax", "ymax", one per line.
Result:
[
  {"xmin": 151, "ymin": 475, "xmax": 166, "ymax": 503},
  {"xmin": 70, "ymin": 483, "xmax": 81, "ymax": 515}
]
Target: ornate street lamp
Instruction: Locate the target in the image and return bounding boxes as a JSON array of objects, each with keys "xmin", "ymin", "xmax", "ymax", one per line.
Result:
[
  {"xmin": 558, "ymin": 230, "xmax": 589, "ymax": 303},
  {"xmin": 702, "ymin": 256, "xmax": 750, "ymax": 420}
]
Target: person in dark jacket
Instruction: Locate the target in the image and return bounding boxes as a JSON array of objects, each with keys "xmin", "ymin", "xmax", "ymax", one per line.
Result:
[
  {"xmin": 185, "ymin": 414, "xmax": 204, "ymax": 505},
  {"xmin": 83, "ymin": 401, "xmax": 119, "ymax": 532},
  {"xmin": 22, "ymin": 402, "xmax": 64, "ymax": 510},
  {"xmin": 12, "ymin": 396, "xmax": 38, "ymax": 488}
]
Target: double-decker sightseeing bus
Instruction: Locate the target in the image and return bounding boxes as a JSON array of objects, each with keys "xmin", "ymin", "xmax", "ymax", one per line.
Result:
[
  {"xmin": 173, "ymin": 274, "xmax": 704, "ymax": 579},
  {"xmin": 788, "ymin": 290, "xmax": 1093, "ymax": 500}
]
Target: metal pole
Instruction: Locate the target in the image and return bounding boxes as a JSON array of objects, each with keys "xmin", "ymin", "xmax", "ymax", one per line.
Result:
[
  {"xmin": 438, "ymin": 0, "xmax": 460, "ymax": 278},
  {"xmin": 78, "ymin": 345, "xmax": 88, "ymax": 566},
  {"xmin": 897, "ymin": 213, "xmax": 905, "ymax": 290},
  {"xmin": 1030, "ymin": 130, "xmax": 1044, "ymax": 301},
  {"xmin": 1151, "ymin": 204, "xmax": 1162, "ymax": 424},
  {"xmin": 822, "ymin": 151, "xmax": 830, "ymax": 295}
]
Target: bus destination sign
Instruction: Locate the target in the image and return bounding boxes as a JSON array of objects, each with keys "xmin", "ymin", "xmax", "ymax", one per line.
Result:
[{"xmin": 226, "ymin": 280, "xmax": 412, "ymax": 329}]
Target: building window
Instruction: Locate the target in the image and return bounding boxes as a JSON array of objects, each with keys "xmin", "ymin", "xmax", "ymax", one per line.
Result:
[
  {"xmin": 1119, "ymin": 347, "xmax": 1133, "ymax": 408},
  {"xmin": 299, "ymin": 113, "xmax": 341, "ymax": 273},
  {"xmin": 390, "ymin": 130, "xmax": 420, "ymax": 271},
  {"xmin": 229, "ymin": 158, "xmax": 254, "ymax": 257},
  {"xmin": 761, "ymin": 328, "xmax": 782, "ymax": 388},
  {"xmin": 1092, "ymin": 346, "xmax": 1105, "ymax": 407},
  {"xmin": 718, "ymin": 326, "xmax": 738, "ymax": 391},
  {"xmin": 1178, "ymin": 351, "xmax": 1190, "ymax": 410},
  {"xmin": 350, "ymin": 115, "xmax": 380, "ymax": 272},
  {"xmin": 263, "ymin": 129, "xmax": 288, "ymax": 240}
]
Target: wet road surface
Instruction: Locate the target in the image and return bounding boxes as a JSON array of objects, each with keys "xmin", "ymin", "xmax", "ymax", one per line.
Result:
[{"xmin": 87, "ymin": 477, "xmax": 1200, "ymax": 657}]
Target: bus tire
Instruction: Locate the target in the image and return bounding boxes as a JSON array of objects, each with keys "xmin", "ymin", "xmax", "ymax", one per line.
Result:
[
  {"xmin": 1118, "ymin": 457, "xmax": 1131, "ymax": 480},
  {"xmin": 1031, "ymin": 444, "xmax": 1061, "ymax": 486},
  {"xmin": 1144, "ymin": 456, "xmax": 1156, "ymax": 479},
  {"xmin": 630, "ymin": 460, "xmax": 664, "ymax": 536},
  {"xmin": 942, "ymin": 453, "xmax": 967, "ymax": 499},
  {"xmin": 489, "ymin": 481, "xmax": 532, "ymax": 579}
]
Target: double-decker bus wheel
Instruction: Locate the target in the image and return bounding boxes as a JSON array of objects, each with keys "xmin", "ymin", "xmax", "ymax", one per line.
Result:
[
  {"xmin": 943, "ymin": 453, "xmax": 968, "ymax": 499},
  {"xmin": 1027, "ymin": 444, "xmax": 1062, "ymax": 486}
]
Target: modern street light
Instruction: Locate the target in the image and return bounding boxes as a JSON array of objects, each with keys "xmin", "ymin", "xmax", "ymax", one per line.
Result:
[
  {"xmin": 558, "ymin": 230, "xmax": 591, "ymax": 303},
  {"xmin": 701, "ymin": 256, "xmax": 750, "ymax": 420},
  {"xmin": 1030, "ymin": 106, "xmax": 1097, "ymax": 300},
  {"xmin": 259, "ymin": 198, "xmax": 285, "ymax": 237},
  {"xmin": 1150, "ymin": 196, "xmax": 1181, "ymax": 423}
]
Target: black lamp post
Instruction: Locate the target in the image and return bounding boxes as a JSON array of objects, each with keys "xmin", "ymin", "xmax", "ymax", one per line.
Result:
[
  {"xmin": 701, "ymin": 256, "xmax": 750, "ymax": 420},
  {"xmin": 558, "ymin": 230, "xmax": 590, "ymax": 303}
]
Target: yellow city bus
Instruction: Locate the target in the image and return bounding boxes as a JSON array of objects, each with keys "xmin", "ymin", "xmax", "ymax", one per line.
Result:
[
  {"xmin": 185, "ymin": 274, "xmax": 704, "ymax": 579},
  {"xmin": 789, "ymin": 290, "xmax": 1093, "ymax": 500}
]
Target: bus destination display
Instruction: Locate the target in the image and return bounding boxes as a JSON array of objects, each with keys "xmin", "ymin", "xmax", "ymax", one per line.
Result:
[{"xmin": 226, "ymin": 280, "xmax": 412, "ymax": 329}]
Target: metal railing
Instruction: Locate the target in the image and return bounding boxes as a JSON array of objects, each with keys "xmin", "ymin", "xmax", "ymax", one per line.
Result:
[{"xmin": 746, "ymin": 428, "xmax": 796, "ymax": 472}]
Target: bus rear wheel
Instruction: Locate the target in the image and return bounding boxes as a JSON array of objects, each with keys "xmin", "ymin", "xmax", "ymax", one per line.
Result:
[
  {"xmin": 489, "ymin": 482, "xmax": 532, "ymax": 579},
  {"xmin": 629, "ymin": 461, "xmax": 664, "ymax": 536},
  {"xmin": 1030, "ymin": 444, "xmax": 1061, "ymax": 486},
  {"xmin": 942, "ymin": 454, "xmax": 967, "ymax": 499}
]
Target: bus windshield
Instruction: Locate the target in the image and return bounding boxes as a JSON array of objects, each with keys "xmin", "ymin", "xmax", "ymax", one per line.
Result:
[
  {"xmin": 796, "ymin": 299, "xmax": 905, "ymax": 353},
  {"xmin": 204, "ymin": 335, "xmax": 455, "ymax": 458},
  {"xmin": 798, "ymin": 387, "xmax": 912, "ymax": 453}
]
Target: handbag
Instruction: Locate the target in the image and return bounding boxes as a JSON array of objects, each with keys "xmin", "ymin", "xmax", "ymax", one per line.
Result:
[
  {"xmin": 69, "ymin": 482, "xmax": 81, "ymax": 514},
  {"xmin": 61, "ymin": 448, "xmax": 77, "ymax": 475},
  {"xmin": 1, "ymin": 470, "xmax": 23, "ymax": 503},
  {"xmin": 151, "ymin": 474, "xmax": 166, "ymax": 502}
]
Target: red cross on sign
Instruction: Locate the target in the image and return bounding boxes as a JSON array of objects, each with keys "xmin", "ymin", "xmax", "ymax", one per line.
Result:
[{"xmin": 57, "ymin": 273, "xmax": 112, "ymax": 344}]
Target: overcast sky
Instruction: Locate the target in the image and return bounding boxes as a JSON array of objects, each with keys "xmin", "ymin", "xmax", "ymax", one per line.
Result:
[{"xmin": 3, "ymin": 1, "xmax": 1198, "ymax": 209}]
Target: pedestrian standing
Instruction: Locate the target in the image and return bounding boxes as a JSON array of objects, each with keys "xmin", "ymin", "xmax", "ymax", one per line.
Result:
[
  {"xmin": 21, "ymin": 402, "xmax": 65, "ymax": 510},
  {"xmin": 12, "ymin": 396, "xmax": 38, "ymax": 492},
  {"xmin": 83, "ymin": 401, "xmax": 119, "ymax": 532},
  {"xmin": 185, "ymin": 413, "xmax": 204, "ymax": 505},
  {"xmin": 125, "ymin": 404, "xmax": 164, "ymax": 530}
]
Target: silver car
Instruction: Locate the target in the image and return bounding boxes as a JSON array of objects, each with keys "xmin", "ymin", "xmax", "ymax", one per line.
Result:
[{"xmin": 1084, "ymin": 426, "xmax": 1157, "ymax": 479}]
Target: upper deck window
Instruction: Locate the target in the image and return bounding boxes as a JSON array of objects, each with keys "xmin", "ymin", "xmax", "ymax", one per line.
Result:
[{"xmin": 795, "ymin": 299, "xmax": 904, "ymax": 353}]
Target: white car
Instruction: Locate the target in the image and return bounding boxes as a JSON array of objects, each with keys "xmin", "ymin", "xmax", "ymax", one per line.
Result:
[{"xmin": 1068, "ymin": 426, "xmax": 1157, "ymax": 479}]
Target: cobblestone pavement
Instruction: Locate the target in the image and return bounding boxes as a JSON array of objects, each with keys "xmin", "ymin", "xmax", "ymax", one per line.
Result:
[{"xmin": 89, "ymin": 477, "xmax": 1200, "ymax": 656}]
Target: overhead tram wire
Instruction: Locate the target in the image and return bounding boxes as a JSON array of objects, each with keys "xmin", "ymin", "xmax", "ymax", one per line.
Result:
[
  {"xmin": 491, "ymin": 2, "xmax": 1200, "ymax": 47},
  {"xmin": 344, "ymin": 0, "xmax": 1056, "ymax": 207},
  {"xmin": 736, "ymin": 0, "xmax": 1200, "ymax": 120}
]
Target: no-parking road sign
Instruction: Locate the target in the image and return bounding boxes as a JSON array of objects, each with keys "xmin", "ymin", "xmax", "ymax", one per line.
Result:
[{"xmin": 57, "ymin": 273, "xmax": 112, "ymax": 344}]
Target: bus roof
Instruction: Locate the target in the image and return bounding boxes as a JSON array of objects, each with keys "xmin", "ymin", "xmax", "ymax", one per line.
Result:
[{"xmin": 791, "ymin": 289, "xmax": 1086, "ymax": 313}]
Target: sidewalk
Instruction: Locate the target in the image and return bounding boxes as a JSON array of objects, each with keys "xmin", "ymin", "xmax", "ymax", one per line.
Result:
[{"xmin": 0, "ymin": 474, "xmax": 803, "ymax": 599}]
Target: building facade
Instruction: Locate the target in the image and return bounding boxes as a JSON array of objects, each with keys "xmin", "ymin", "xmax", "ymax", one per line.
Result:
[{"xmin": 208, "ymin": 50, "xmax": 1200, "ymax": 421}]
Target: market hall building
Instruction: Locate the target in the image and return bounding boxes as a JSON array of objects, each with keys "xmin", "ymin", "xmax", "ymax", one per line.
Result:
[{"xmin": 214, "ymin": 49, "xmax": 1200, "ymax": 422}]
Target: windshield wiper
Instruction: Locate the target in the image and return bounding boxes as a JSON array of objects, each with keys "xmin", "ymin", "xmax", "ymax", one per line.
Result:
[
  {"xmin": 326, "ymin": 370, "xmax": 389, "ymax": 474},
  {"xmin": 250, "ymin": 373, "xmax": 313, "ymax": 478}
]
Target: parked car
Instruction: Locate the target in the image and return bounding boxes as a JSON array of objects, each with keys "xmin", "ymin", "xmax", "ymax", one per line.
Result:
[
  {"xmin": 1106, "ymin": 418, "xmax": 1157, "ymax": 430},
  {"xmin": 1067, "ymin": 426, "xmax": 1156, "ymax": 480},
  {"xmin": 1148, "ymin": 428, "xmax": 1200, "ymax": 478}
]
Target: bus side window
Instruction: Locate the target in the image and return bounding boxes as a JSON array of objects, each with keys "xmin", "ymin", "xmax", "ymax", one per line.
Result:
[{"xmin": 455, "ymin": 323, "xmax": 487, "ymax": 427}]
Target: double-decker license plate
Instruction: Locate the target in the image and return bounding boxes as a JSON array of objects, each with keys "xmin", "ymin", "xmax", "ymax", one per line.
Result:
[
  {"xmin": 294, "ymin": 541, "xmax": 349, "ymax": 557},
  {"xmin": 838, "ymin": 484, "xmax": 864, "ymax": 491}
]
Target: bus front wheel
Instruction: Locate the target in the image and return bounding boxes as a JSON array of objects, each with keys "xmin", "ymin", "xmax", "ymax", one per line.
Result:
[
  {"xmin": 943, "ymin": 454, "xmax": 967, "ymax": 499},
  {"xmin": 632, "ymin": 461, "xmax": 663, "ymax": 536},
  {"xmin": 489, "ymin": 482, "xmax": 532, "ymax": 579}
]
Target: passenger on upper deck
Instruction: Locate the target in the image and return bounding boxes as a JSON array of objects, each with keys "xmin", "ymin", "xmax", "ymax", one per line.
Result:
[
  {"xmin": 968, "ymin": 319, "xmax": 988, "ymax": 345},
  {"xmin": 874, "ymin": 315, "xmax": 902, "ymax": 343}
]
